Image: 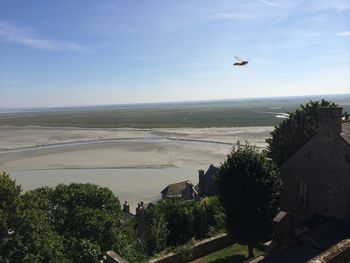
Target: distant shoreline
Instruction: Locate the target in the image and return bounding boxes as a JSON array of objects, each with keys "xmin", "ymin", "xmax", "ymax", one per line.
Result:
[
  {"xmin": 1, "ymin": 93, "xmax": 349, "ymax": 113},
  {"xmin": 1, "ymin": 95, "xmax": 349, "ymax": 128}
]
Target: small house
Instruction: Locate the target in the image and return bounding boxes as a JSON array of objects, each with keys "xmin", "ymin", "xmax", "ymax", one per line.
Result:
[{"xmin": 161, "ymin": 180, "xmax": 198, "ymax": 200}]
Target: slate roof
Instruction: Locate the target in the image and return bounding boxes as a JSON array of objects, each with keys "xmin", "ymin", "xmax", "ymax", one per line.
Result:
[
  {"xmin": 205, "ymin": 164, "xmax": 217, "ymax": 178},
  {"xmin": 161, "ymin": 180, "xmax": 193, "ymax": 196},
  {"xmin": 248, "ymin": 219, "xmax": 350, "ymax": 263}
]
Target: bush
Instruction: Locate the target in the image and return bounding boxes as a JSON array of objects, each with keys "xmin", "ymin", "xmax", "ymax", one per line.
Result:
[
  {"xmin": 193, "ymin": 197, "xmax": 225, "ymax": 239},
  {"xmin": 146, "ymin": 198, "xmax": 195, "ymax": 246},
  {"xmin": 145, "ymin": 196, "xmax": 226, "ymax": 254}
]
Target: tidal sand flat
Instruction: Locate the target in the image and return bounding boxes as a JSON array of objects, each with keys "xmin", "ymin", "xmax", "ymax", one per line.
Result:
[{"xmin": 0, "ymin": 126, "xmax": 273, "ymax": 210}]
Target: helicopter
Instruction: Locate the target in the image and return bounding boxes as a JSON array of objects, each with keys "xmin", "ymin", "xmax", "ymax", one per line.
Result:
[{"xmin": 233, "ymin": 56, "xmax": 248, "ymax": 66}]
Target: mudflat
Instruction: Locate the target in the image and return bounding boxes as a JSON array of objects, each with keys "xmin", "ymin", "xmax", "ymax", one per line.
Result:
[
  {"xmin": 0, "ymin": 126, "xmax": 272, "ymax": 171},
  {"xmin": 0, "ymin": 126, "xmax": 273, "ymax": 210}
]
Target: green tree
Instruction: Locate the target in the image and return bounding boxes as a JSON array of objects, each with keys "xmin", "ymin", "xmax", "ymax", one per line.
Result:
[
  {"xmin": 149, "ymin": 212, "xmax": 169, "ymax": 253},
  {"xmin": 0, "ymin": 172, "xmax": 21, "ymax": 229},
  {"xmin": 146, "ymin": 198, "xmax": 195, "ymax": 246},
  {"xmin": 0, "ymin": 172, "xmax": 21, "ymax": 261},
  {"xmin": 216, "ymin": 146, "xmax": 282, "ymax": 258},
  {"xmin": 0, "ymin": 173, "xmax": 67, "ymax": 263},
  {"xmin": 30, "ymin": 183, "xmax": 143, "ymax": 262},
  {"xmin": 65, "ymin": 237, "xmax": 101, "ymax": 263},
  {"xmin": 343, "ymin": 111, "xmax": 350, "ymax": 121},
  {"xmin": 193, "ymin": 196, "xmax": 225, "ymax": 239},
  {"xmin": 266, "ymin": 99, "xmax": 336, "ymax": 166},
  {"xmin": 0, "ymin": 176, "xmax": 146, "ymax": 263}
]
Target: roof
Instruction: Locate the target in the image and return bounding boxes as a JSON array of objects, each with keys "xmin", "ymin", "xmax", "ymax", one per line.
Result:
[
  {"xmin": 281, "ymin": 122, "xmax": 350, "ymax": 168},
  {"xmin": 206, "ymin": 164, "xmax": 217, "ymax": 177},
  {"xmin": 248, "ymin": 219, "xmax": 350, "ymax": 263},
  {"xmin": 161, "ymin": 180, "xmax": 193, "ymax": 196}
]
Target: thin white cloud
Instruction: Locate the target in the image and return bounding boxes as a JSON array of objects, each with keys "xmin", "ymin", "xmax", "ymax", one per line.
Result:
[
  {"xmin": 305, "ymin": 0, "xmax": 350, "ymax": 11},
  {"xmin": 0, "ymin": 21, "xmax": 88, "ymax": 51},
  {"xmin": 258, "ymin": 0, "xmax": 284, "ymax": 8},
  {"xmin": 337, "ymin": 31, "xmax": 350, "ymax": 37},
  {"xmin": 212, "ymin": 12, "xmax": 260, "ymax": 21}
]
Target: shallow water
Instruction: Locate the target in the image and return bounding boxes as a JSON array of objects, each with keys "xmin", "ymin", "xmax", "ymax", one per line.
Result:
[{"xmin": 10, "ymin": 167, "xmax": 197, "ymax": 213}]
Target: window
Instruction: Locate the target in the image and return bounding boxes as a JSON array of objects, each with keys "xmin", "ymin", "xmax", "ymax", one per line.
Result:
[{"xmin": 299, "ymin": 182, "xmax": 308, "ymax": 207}]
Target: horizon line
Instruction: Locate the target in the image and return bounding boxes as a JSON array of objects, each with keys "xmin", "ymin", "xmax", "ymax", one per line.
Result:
[{"xmin": 1, "ymin": 92, "xmax": 350, "ymax": 112}]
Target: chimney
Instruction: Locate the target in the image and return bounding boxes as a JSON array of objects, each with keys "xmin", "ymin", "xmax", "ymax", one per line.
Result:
[
  {"xmin": 318, "ymin": 107, "xmax": 342, "ymax": 136},
  {"xmin": 198, "ymin": 169, "xmax": 205, "ymax": 196}
]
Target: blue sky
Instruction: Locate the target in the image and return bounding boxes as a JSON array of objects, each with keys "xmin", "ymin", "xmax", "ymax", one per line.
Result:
[{"xmin": 0, "ymin": 0, "xmax": 349, "ymax": 107}]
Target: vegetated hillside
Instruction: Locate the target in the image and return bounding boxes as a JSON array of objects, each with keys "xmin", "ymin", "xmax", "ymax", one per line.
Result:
[{"xmin": 1, "ymin": 95, "xmax": 349, "ymax": 128}]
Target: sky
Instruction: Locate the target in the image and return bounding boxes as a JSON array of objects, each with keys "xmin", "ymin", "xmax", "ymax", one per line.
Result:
[{"xmin": 0, "ymin": 0, "xmax": 349, "ymax": 108}]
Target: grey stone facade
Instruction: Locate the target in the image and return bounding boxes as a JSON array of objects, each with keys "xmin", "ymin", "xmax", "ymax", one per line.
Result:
[{"xmin": 280, "ymin": 107, "xmax": 350, "ymax": 226}]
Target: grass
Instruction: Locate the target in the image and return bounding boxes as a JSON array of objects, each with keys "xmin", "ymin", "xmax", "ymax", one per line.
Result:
[
  {"xmin": 0, "ymin": 102, "xmax": 288, "ymax": 128},
  {"xmin": 192, "ymin": 243, "xmax": 263, "ymax": 263},
  {"xmin": 1, "ymin": 96, "xmax": 349, "ymax": 128}
]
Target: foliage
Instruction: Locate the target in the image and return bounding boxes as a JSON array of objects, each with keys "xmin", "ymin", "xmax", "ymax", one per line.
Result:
[
  {"xmin": 193, "ymin": 197, "xmax": 225, "ymax": 239},
  {"xmin": 266, "ymin": 99, "xmax": 336, "ymax": 166},
  {"xmin": 65, "ymin": 237, "xmax": 101, "ymax": 263},
  {"xmin": 0, "ymin": 172, "xmax": 21, "ymax": 228},
  {"xmin": 343, "ymin": 111, "xmax": 350, "ymax": 121},
  {"xmin": 0, "ymin": 174, "xmax": 145, "ymax": 263},
  {"xmin": 216, "ymin": 145, "xmax": 281, "ymax": 257},
  {"xmin": 47, "ymin": 183, "xmax": 122, "ymax": 251},
  {"xmin": 0, "ymin": 173, "xmax": 67, "ymax": 262},
  {"xmin": 146, "ymin": 198, "xmax": 195, "ymax": 246},
  {"xmin": 145, "ymin": 196, "xmax": 225, "ymax": 255},
  {"xmin": 174, "ymin": 239, "xmax": 195, "ymax": 262},
  {"xmin": 149, "ymin": 211, "xmax": 169, "ymax": 253}
]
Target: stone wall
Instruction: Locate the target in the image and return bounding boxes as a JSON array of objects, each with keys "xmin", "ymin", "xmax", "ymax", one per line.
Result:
[
  {"xmin": 104, "ymin": 251, "xmax": 129, "ymax": 263},
  {"xmin": 307, "ymin": 239, "xmax": 350, "ymax": 263},
  {"xmin": 280, "ymin": 126, "xmax": 350, "ymax": 226},
  {"xmin": 149, "ymin": 233, "xmax": 235, "ymax": 263}
]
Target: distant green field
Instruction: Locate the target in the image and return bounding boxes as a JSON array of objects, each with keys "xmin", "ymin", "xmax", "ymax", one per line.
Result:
[{"xmin": 1, "ymin": 95, "xmax": 349, "ymax": 128}]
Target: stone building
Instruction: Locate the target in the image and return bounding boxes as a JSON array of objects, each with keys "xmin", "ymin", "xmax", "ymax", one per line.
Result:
[
  {"xmin": 196, "ymin": 164, "xmax": 218, "ymax": 197},
  {"xmin": 160, "ymin": 180, "xmax": 198, "ymax": 200},
  {"xmin": 247, "ymin": 107, "xmax": 350, "ymax": 263},
  {"xmin": 280, "ymin": 107, "xmax": 350, "ymax": 226}
]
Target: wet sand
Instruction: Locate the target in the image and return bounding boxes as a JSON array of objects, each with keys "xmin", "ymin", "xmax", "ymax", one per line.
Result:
[
  {"xmin": 0, "ymin": 126, "xmax": 272, "ymax": 171},
  {"xmin": 0, "ymin": 126, "xmax": 273, "ymax": 210}
]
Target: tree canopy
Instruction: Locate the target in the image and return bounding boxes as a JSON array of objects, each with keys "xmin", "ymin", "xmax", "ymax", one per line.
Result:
[
  {"xmin": 216, "ymin": 146, "xmax": 282, "ymax": 257},
  {"xmin": 0, "ymin": 173, "xmax": 144, "ymax": 263},
  {"xmin": 266, "ymin": 99, "xmax": 336, "ymax": 166},
  {"xmin": 145, "ymin": 196, "xmax": 225, "ymax": 254}
]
